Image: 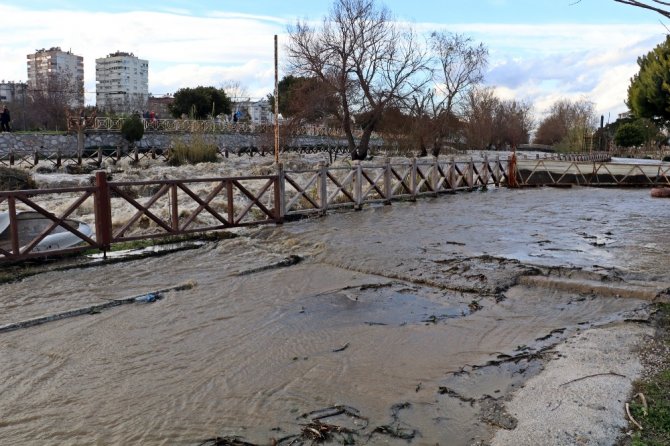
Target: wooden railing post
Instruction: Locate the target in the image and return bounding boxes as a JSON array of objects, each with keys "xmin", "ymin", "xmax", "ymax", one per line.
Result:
[
  {"xmin": 449, "ymin": 157, "xmax": 456, "ymax": 192},
  {"xmin": 410, "ymin": 157, "xmax": 417, "ymax": 201},
  {"xmin": 354, "ymin": 161, "xmax": 362, "ymax": 210},
  {"xmin": 467, "ymin": 157, "xmax": 474, "ymax": 190},
  {"xmin": 482, "ymin": 155, "xmax": 489, "ymax": 186},
  {"xmin": 319, "ymin": 162, "xmax": 328, "ymax": 215},
  {"xmin": 171, "ymin": 184, "xmax": 179, "ymax": 231},
  {"xmin": 33, "ymin": 149, "xmax": 39, "ymax": 167},
  {"xmin": 276, "ymin": 163, "xmax": 285, "ymax": 222},
  {"xmin": 8, "ymin": 196, "xmax": 19, "ymax": 255},
  {"xmin": 94, "ymin": 171, "xmax": 112, "ymax": 254},
  {"xmin": 507, "ymin": 153, "xmax": 518, "ymax": 188},
  {"xmin": 9, "ymin": 149, "xmax": 14, "ymax": 166},
  {"xmin": 384, "ymin": 157, "xmax": 392, "ymax": 204},
  {"xmin": 494, "ymin": 156, "xmax": 501, "ymax": 187},
  {"xmin": 432, "ymin": 156, "xmax": 439, "ymax": 196}
]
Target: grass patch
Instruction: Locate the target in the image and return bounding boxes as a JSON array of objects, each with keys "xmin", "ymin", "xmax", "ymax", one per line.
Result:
[
  {"xmin": 168, "ymin": 134, "xmax": 219, "ymax": 166},
  {"xmin": 625, "ymin": 303, "xmax": 670, "ymax": 446}
]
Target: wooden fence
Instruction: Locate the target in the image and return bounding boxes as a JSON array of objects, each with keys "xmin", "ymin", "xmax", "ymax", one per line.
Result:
[
  {"xmin": 516, "ymin": 159, "xmax": 670, "ymax": 187},
  {"xmin": 0, "ymin": 157, "xmax": 509, "ymax": 263},
  {"xmin": 0, "ymin": 144, "xmax": 356, "ymax": 169},
  {"xmin": 0, "ymin": 172, "xmax": 281, "ymax": 262},
  {"xmin": 4, "ymin": 154, "xmax": 670, "ymax": 263}
]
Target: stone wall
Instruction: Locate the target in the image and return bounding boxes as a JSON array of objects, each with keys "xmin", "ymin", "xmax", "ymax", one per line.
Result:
[{"xmin": 0, "ymin": 132, "xmax": 379, "ymax": 156}]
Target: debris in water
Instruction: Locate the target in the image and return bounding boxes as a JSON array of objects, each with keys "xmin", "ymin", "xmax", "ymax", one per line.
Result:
[
  {"xmin": 332, "ymin": 343, "xmax": 350, "ymax": 353},
  {"xmin": 198, "ymin": 436, "xmax": 257, "ymax": 446},
  {"xmin": 237, "ymin": 255, "xmax": 303, "ymax": 276},
  {"xmin": 134, "ymin": 292, "xmax": 162, "ymax": 303},
  {"xmin": 468, "ymin": 300, "xmax": 483, "ymax": 312}
]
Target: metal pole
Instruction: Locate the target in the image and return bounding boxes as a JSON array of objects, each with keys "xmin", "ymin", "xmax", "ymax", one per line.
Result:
[{"xmin": 274, "ymin": 35, "xmax": 279, "ymax": 164}]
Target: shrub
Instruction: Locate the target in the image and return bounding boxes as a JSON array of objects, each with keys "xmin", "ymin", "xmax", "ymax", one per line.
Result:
[
  {"xmin": 168, "ymin": 135, "xmax": 219, "ymax": 166},
  {"xmin": 0, "ymin": 167, "xmax": 36, "ymax": 191},
  {"xmin": 121, "ymin": 114, "xmax": 144, "ymax": 147}
]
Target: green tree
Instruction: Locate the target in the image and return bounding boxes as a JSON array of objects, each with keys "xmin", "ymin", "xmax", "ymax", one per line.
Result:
[
  {"xmin": 614, "ymin": 122, "xmax": 646, "ymax": 148},
  {"xmin": 628, "ymin": 36, "xmax": 670, "ymax": 126},
  {"xmin": 169, "ymin": 86, "xmax": 232, "ymax": 119},
  {"xmin": 121, "ymin": 114, "xmax": 144, "ymax": 148}
]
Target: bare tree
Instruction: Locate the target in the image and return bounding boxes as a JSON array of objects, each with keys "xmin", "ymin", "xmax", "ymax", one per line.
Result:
[
  {"xmin": 493, "ymin": 99, "xmax": 534, "ymax": 149},
  {"xmin": 534, "ymin": 98, "xmax": 597, "ymax": 150},
  {"xmin": 287, "ymin": 0, "xmax": 429, "ymax": 160},
  {"xmin": 24, "ymin": 72, "xmax": 82, "ymax": 130},
  {"xmin": 612, "ymin": 0, "xmax": 670, "ymax": 18},
  {"xmin": 574, "ymin": 1, "xmax": 670, "ymax": 19},
  {"xmin": 462, "ymin": 87, "xmax": 500, "ymax": 150},
  {"xmin": 222, "ymin": 80, "xmax": 250, "ymax": 103},
  {"xmin": 428, "ymin": 32, "xmax": 488, "ymax": 156},
  {"xmin": 462, "ymin": 87, "xmax": 533, "ymax": 150}
]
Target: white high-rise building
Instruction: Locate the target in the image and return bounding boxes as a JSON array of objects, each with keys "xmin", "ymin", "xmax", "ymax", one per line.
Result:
[
  {"xmin": 96, "ymin": 51, "xmax": 148, "ymax": 114},
  {"xmin": 26, "ymin": 47, "xmax": 84, "ymax": 108}
]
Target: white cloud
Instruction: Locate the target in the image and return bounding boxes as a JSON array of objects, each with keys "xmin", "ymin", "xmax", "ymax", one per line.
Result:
[{"xmin": 0, "ymin": 3, "xmax": 663, "ymax": 123}]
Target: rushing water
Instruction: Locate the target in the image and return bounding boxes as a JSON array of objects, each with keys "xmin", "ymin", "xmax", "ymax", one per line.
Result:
[{"xmin": 0, "ymin": 187, "xmax": 667, "ymax": 445}]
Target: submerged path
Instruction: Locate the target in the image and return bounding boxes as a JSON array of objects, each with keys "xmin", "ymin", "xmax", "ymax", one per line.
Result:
[{"xmin": 0, "ymin": 187, "xmax": 667, "ymax": 445}]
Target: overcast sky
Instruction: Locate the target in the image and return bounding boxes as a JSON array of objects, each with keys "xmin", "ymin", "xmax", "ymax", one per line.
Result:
[{"xmin": 0, "ymin": 0, "xmax": 665, "ymax": 123}]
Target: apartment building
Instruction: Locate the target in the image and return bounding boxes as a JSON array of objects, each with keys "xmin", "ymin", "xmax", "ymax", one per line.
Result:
[
  {"xmin": 96, "ymin": 51, "xmax": 149, "ymax": 114},
  {"xmin": 26, "ymin": 47, "xmax": 84, "ymax": 108},
  {"xmin": 0, "ymin": 81, "xmax": 28, "ymax": 103}
]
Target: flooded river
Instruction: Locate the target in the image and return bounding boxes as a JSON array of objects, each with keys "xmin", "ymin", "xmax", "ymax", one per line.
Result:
[{"xmin": 0, "ymin": 186, "xmax": 667, "ymax": 445}]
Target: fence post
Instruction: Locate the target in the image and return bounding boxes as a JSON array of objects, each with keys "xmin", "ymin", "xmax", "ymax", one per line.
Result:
[
  {"xmin": 449, "ymin": 157, "xmax": 456, "ymax": 192},
  {"xmin": 171, "ymin": 184, "xmax": 179, "ymax": 231},
  {"xmin": 494, "ymin": 156, "xmax": 500, "ymax": 187},
  {"xmin": 467, "ymin": 157, "xmax": 474, "ymax": 190},
  {"xmin": 384, "ymin": 157, "xmax": 392, "ymax": 204},
  {"xmin": 56, "ymin": 148, "xmax": 62, "ymax": 168},
  {"xmin": 411, "ymin": 157, "xmax": 417, "ymax": 201},
  {"xmin": 482, "ymin": 154, "xmax": 489, "ymax": 187},
  {"xmin": 432, "ymin": 156, "xmax": 439, "ymax": 196},
  {"xmin": 354, "ymin": 161, "xmax": 363, "ymax": 210},
  {"xmin": 94, "ymin": 171, "xmax": 112, "ymax": 255},
  {"xmin": 9, "ymin": 149, "xmax": 14, "ymax": 166},
  {"xmin": 226, "ymin": 180, "xmax": 234, "ymax": 224},
  {"xmin": 275, "ymin": 163, "xmax": 284, "ymax": 223},
  {"xmin": 319, "ymin": 162, "xmax": 328, "ymax": 215},
  {"xmin": 33, "ymin": 149, "xmax": 39, "ymax": 167},
  {"xmin": 8, "ymin": 196, "xmax": 19, "ymax": 255},
  {"xmin": 507, "ymin": 153, "xmax": 518, "ymax": 188}
]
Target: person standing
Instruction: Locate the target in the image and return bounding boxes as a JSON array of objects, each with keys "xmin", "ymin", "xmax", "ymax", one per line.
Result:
[{"xmin": 0, "ymin": 106, "xmax": 10, "ymax": 132}]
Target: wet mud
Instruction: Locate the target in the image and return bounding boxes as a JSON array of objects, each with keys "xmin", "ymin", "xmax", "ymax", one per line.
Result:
[{"xmin": 0, "ymin": 187, "xmax": 667, "ymax": 445}]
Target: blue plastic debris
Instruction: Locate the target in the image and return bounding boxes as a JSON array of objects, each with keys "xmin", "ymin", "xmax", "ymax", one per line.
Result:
[{"xmin": 134, "ymin": 293, "xmax": 162, "ymax": 303}]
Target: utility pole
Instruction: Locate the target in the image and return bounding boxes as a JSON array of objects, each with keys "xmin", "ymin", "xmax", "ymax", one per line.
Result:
[{"xmin": 274, "ymin": 35, "xmax": 279, "ymax": 164}]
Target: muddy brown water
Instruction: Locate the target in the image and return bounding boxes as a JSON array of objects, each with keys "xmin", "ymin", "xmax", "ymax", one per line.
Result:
[{"xmin": 0, "ymin": 187, "xmax": 666, "ymax": 445}]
